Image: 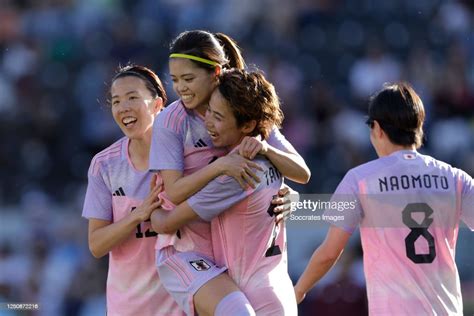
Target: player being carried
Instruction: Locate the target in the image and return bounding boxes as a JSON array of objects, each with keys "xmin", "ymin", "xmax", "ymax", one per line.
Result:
[
  {"xmin": 152, "ymin": 68, "xmax": 298, "ymax": 315},
  {"xmin": 149, "ymin": 30, "xmax": 309, "ymax": 315}
]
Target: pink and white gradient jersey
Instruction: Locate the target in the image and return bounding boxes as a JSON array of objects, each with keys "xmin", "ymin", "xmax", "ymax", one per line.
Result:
[
  {"xmin": 82, "ymin": 137, "xmax": 184, "ymax": 316},
  {"xmin": 188, "ymin": 155, "xmax": 297, "ymax": 315},
  {"xmin": 325, "ymin": 150, "xmax": 474, "ymax": 315},
  {"xmin": 149, "ymin": 100, "xmax": 297, "ymax": 259},
  {"xmin": 149, "ymin": 100, "xmax": 227, "ymax": 258}
]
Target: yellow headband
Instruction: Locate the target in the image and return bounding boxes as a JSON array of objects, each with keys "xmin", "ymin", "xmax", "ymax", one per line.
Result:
[{"xmin": 169, "ymin": 53, "xmax": 219, "ymax": 67}]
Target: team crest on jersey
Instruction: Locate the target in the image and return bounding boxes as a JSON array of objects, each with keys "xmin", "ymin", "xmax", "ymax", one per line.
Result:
[
  {"xmin": 403, "ymin": 154, "xmax": 415, "ymax": 160},
  {"xmin": 189, "ymin": 259, "xmax": 211, "ymax": 271}
]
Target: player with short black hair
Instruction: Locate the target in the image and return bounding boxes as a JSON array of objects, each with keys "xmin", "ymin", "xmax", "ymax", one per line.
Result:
[
  {"xmin": 82, "ymin": 65, "xmax": 184, "ymax": 315},
  {"xmin": 295, "ymin": 82, "xmax": 473, "ymax": 315}
]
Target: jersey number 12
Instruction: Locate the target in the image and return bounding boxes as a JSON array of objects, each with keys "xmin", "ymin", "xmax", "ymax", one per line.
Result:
[{"xmin": 131, "ymin": 207, "xmax": 158, "ymax": 238}]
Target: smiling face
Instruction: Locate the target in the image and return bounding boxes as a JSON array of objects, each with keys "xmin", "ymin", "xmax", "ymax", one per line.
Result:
[
  {"xmin": 205, "ymin": 89, "xmax": 254, "ymax": 150},
  {"xmin": 110, "ymin": 76, "xmax": 162, "ymax": 140},
  {"xmin": 169, "ymin": 58, "xmax": 218, "ymax": 115}
]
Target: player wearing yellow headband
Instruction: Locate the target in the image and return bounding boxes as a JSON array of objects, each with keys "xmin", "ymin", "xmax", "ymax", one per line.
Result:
[{"xmin": 149, "ymin": 30, "xmax": 310, "ymax": 315}]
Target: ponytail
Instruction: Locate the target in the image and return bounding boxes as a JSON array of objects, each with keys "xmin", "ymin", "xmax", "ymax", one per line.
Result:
[{"xmin": 214, "ymin": 33, "xmax": 246, "ymax": 70}]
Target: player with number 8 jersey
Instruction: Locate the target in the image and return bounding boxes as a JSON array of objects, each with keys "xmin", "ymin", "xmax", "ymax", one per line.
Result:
[{"xmin": 295, "ymin": 82, "xmax": 474, "ymax": 315}]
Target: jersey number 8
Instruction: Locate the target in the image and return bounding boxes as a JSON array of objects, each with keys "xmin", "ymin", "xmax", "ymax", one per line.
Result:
[{"xmin": 402, "ymin": 203, "xmax": 436, "ymax": 264}]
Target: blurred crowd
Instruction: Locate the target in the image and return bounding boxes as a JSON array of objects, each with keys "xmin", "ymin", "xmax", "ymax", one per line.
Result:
[{"xmin": 0, "ymin": 0, "xmax": 472, "ymax": 315}]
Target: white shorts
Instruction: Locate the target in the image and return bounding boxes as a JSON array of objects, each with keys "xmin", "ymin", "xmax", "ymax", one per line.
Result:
[{"xmin": 156, "ymin": 246, "xmax": 227, "ymax": 316}]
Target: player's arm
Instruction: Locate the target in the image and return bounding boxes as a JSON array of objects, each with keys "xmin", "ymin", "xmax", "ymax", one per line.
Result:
[
  {"xmin": 263, "ymin": 143, "xmax": 310, "ymax": 184},
  {"xmin": 239, "ymin": 135, "xmax": 310, "ymax": 184},
  {"xmin": 294, "ymin": 226, "xmax": 351, "ymax": 303},
  {"xmin": 150, "ymin": 202, "xmax": 198, "ymax": 234},
  {"xmin": 88, "ymin": 175, "xmax": 162, "ymax": 258},
  {"xmin": 160, "ymin": 154, "xmax": 262, "ymax": 205},
  {"xmin": 88, "ymin": 216, "xmax": 142, "ymax": 258},
  {"xmin": 152, "ymin": 173, "xmax": 251, "ymax": 233},
  {"xmin": 151, "ymin": 116, "xmax": 262, "ymax": 204},
  {"xmin": 88, "ymin": 202, "xmax": 162, "ymax": 258}
]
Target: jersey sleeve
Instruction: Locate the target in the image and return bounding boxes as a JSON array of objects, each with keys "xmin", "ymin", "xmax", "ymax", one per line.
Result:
[
  {"xmin": 267, "ymin": 127, "xmax": 298, "ymax": 154},
  {"xmin": 188, "ymin": 175, "xmax": 252, "ymax": 222},
  {"xmin": 149, "ymin": 112, "xmax": 184, "ymax": 172},
  {"xmin": 459, "ymin": 169, "xmax": 474, "ymax": 230},
  {"xmin": 323, "ymin": 170, "xmax": 363, "ymax": 234},
  {"xmin": 82, "ymin": 168, "xmax": 113, "ymax": 221}
]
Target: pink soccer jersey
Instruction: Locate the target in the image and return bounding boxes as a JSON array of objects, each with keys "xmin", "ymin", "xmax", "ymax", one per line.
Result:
[
  {"xmin": 149, "ymin": 100, "xmax": 296, "ymax": 259},
  {"xmin": 325, "ymin": 150, "xmax": 474, "ymax": 315},
  {"xmin": 82, "ymin": 137, "xmax": 184, "ymax": 316},
  {"xmin": 149, "ymin": 100, "xmax": 227, "ymax": 258},
  {"xmin": 188, "ymin": 155, "xmax": 298, "ymax": 315}
]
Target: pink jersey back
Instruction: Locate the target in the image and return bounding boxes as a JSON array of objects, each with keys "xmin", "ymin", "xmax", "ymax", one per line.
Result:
[
  {"xmin": 325, "ymin": 150, "xmax": 474, "ymax": 315},
  {"xmin": 82, "ymin": 137, "xmax": 184, "ymax": 316},
  {"xmin": 187, "ymin": 156, "xmax": 297, "ymax": 314},
  {"xmin": 150, "ymin": 99, "xmax": 302, "ymax": 261}
]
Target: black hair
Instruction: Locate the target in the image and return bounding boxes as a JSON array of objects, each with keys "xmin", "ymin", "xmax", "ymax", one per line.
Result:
[
  {"xmin": 112, "ymin": 64, "xmax": 167, "ymax": 105},
  {"xmin": 367, "ymin": 82, "xmax": 425, "ymax": 148},
  {"xmin": 170, "ymin": 30, "xmax": 245, "ymax": 71}
]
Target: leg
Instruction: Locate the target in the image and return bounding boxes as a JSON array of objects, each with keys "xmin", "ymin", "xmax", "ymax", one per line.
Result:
[{"xmin": 194, "ymin": 273, "xmax": 254, "ymax": 316}]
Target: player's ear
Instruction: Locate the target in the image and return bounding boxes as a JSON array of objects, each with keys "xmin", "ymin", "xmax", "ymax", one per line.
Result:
[
  {"xmin": 373, "ymin": 120, "xmax": 385, "ymax": 139},
  {"xmin": 214, "ymin": 66, "xmax": 221, "ymax": 77},
  {"xmin": 211, "ymin": 66, "xmax": 221, "ymax": 89},
  {"xmin": 153, "ymin": 97, "xmax": 164, "ymax": 114},
  {"xmin": 241, "ymin": 120, "xmax": 257, "ymax": 135}
]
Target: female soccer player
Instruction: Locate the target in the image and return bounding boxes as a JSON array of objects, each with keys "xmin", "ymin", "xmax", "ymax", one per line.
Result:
[
  {"xmin": 82, "ymin": 65, "xmax": 184, "ymax": 315},
  {"xmin": 152, "ymin": 68, "xmax": 298, "ymax": 315},
  {"xmin": 149, "ymin": 30, "xmax": 308, "ymax": 315},
  {"xmin": 294, "ymin": 82, "xmax": 473, "ymax": 315}
]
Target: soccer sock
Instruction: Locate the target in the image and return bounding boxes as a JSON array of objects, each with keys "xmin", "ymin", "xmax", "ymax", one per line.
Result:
[{"xmin": 214, "ymin": 291, "xmax": 256, "ymax": 316}]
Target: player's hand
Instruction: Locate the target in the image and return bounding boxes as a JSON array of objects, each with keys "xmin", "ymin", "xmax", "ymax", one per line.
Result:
[
  {"xmin": 132, "ymin": 174, "xmax": 163, "ymax": 223},
  {"xmin": 216, "ymin": 153, "xmax": 263, "ymax": 189},
  {"xmin": 294, "ymin": 286, "xmax": 306, "ymax": 304},
  {"xmin": 273, "ymin": 185, "xmax": 299, "ymax": 224},
  {"xmin": 238, "ymin": 136, "xmax": 268, "ymax": 159}
]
